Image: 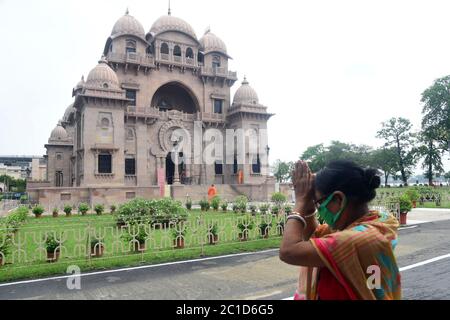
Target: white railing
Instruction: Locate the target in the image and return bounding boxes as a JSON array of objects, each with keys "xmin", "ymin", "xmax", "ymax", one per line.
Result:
[{"xmin": 0, "ymin": 214, "xmax": 286, "ymax": 269}]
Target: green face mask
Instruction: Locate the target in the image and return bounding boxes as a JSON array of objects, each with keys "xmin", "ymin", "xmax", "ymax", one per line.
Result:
[{"xmin": 318, "ymin": 193, "xmax": 347, "ymax": 228}]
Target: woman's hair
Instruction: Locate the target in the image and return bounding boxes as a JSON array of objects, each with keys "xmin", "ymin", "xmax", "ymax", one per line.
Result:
[{"xmin": 315, "ymin": 160, "xmax": 381, "ymax": 204}]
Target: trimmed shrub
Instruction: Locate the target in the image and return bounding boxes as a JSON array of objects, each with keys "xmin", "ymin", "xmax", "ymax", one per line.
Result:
[
  {"xmin": 259, "ymin": 203, "xmax": 270, "ymax": 215},
  {"xmin": 211, "ymin": 196, "xmax": 221, "ymax": 211},
  {"xmin": 94, "ymin": 204, "xmax": 105, "ymax": 216},
  {"xmin": 199, "ymin": 199, "xmax": 210, "ymax": 212},
  {"xmin": 110, "ymin": 205, "xmax": 117, "ymax": 214},
  {"xmin": 284, "ymin": 205, "xmax": 293, "ymax": 215},
  {"xmin": 78, "ymin": 203, "xmax": 89, "ymax": 215},
  {"xmin": 271, "ymin": 205, "xmax": 281, "ymax": 215},
  {"xmin": 32, "ymin": 205, "xmax": 44, "ymax": 217},
  {"xmin": 115, "ymin": 198, "xmax": 188, "ymax": 227},
  {"xmin": 248, "ymin": 204, "xmax": 258, "ymax": 214},
  {"xmin": 235, "ymin": 196, "xmax": 248, "ymax": 213},
  {"xmin": 185, "ymin": 199, "xmax": 192, "ymax": 210},
  {"xmin": 63, "ymin": 205, "xmax": 72, "ymax": 216},
  {"xmin": 271, "ymin": 192, "xmax": 287, "ymax": 206},
  {"xmin": 221, "ymin": 202, "xmax": 228, "ymax": 212}
]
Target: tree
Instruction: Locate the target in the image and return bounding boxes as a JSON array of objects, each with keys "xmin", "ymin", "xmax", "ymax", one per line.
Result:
[
  {"xmin": 300, "ymin": 141, "xmax": 374, "ymax": 173},
  {"xmin": 300, "ymin": 144, "xmax": 327, "ymax": 172},
  {"xmin": 421, "ymin": 76, "xmax": 450, "ymax": 153},
  {"xmin": 273, "ymin": 160, "xmax": 293, "ymax": 183},
  {"xmin": 370, "ymin": 147, "xmax": 399, "ymax": 186},
  {"xmin": 0, "ymin": 175, "xmax": 27, "ymax": 192},
  {"xmin": 377, "ymin": 117, "xmax": 418, "ymax": 186},
  {"xmin": 415, "ymin": 130, "xmax": 445, "ymax": 186}
]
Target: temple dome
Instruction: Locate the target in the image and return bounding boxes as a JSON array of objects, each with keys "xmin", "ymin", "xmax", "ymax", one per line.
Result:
[
  {"xmin": 50, "ymin": 122, "xmax": 69, "ymax": 141},
  {"xmin": 150, "ymin": 15, "xmax": 197, "ymax": 40},
  {"xmin": 63, "ymin": 104, "xmax": 76, "ymax": 121},
  {"xmin": 111, "ymin": 10, "xmax": 145, "ymax": 39},
  {"xmin": 199, "ymin": 31, "xmax": 227, "ymax": 56},
  {"xmin": 233, "ymin": 77, "xmax": 259, "ymax": 105},
  {"xmin": 85, "ymin": 57, "xmax": 120, "ymax": 90}
]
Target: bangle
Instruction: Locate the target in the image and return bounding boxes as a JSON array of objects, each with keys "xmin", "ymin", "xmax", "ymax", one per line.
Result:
[
  {"xmin": 292, "ymin": 211, "xmax": 317, "ymax": 219},
  {"xmin": 287, "ymin": 214, "xmax": 307, "ymax": 228}
]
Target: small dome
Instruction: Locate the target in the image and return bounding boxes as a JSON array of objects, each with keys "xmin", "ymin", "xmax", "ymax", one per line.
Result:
[
  {"xmin": 200, "ymin": 31, "xmax": 227, "ymax": 55},
  {"xmin": 150, "ymin": 15, "xmax": 197, "ymax": 40},
  {"xmin": 63, "ymin": 103, "xmax": 76, "ymax": 121},
  {"xmin": 111, "ymin": 10, "xmax": 145, "ymax": 39},
  {"xmin": 85, "ymin": 57, "xmax": 119, "ymax": 90},
  {"xmin": 50, "ymin": 122, "xmax": 69, "ymax": 141},
  {"xmin": 233, "ymin": 77, "xmax": 259, "ymax": 105}
]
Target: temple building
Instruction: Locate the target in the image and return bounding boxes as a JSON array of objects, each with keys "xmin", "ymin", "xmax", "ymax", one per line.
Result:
[{"xmin": 28, "ymin": 10, "xmax": 275, "ymax": 207}]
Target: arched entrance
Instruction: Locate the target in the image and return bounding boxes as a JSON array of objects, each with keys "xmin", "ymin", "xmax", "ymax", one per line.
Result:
[
  {"xmin": 151, "ymin": 82, "xmax": 200, "ymax": 114},
  {"xmin": 165, "ymin": 152, "xmax": 185, "ymax": 185}
]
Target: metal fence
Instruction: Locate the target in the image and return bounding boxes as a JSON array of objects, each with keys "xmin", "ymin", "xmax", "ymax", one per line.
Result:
[{"xmin": 0, "ymin": 214, "xmax": 286, "ymax": 269}]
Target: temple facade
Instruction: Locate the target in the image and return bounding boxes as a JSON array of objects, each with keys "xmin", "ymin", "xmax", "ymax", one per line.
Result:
[{"xmin": 29, "ymin": 10, "xmax": 275, "ymax": 207}]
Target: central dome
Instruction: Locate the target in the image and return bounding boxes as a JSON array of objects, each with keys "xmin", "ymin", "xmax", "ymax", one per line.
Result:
[
  {"xmin": 111, "ymin": 11, "xmax": 145, "ymax": 39},
  {"xmin": 150, "ymin": 15, "xmax": 197, "ymax": 40}
]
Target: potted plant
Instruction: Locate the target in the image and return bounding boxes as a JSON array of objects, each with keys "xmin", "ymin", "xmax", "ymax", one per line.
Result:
[
  {"xmin": 284, "ymin": 205, "xmax": 293, "ymax": 215},
  {"xmin": 249, "ymin": 204, "xmax": 258, "ymax": 215},
  {"xmin": 90, "ymin": 237, "xmax": 105, "ymax": 257},
  {"xmin": 221, "ymin": 202, "xmax": 228, "ymax": 212},
  {"xmin": 110, "ymin": 205, "xmax": 117, "ymax": 214},
  {"xmin": 94, "ymin": 204, "xmax": 104, "ymax": 216},
  {"xmin": 259, "ymin": 221, "xmax": 272, "ymax": 239},
  {"xmin": 405, "ymin": 188, "xmax": 420, "ymax": 208},
  {"xmin": 63, "ymin": 204, "xmax": 72, "ymax": 217},
  {"xmin": 122, "ymin": 226, "xmax": 147, "ymax": 252},
  {"xmin": 235, "ymin": 196, "xmax": 248, "ymax": 213},
  {"xmin": 207, "ymin": 223, "xmax": 219, "ymax": 245},
  {"xmin": 78, "ymin": 203, "xmax": 89, "ymax": 216},
  {"xmin": 185, "ymin": 199, "xmax": 192, "ymax": 211},
  {"xmin": 211, "ymin": 196, "xmax": 221, "ymax": 211},
  {"xmin": 237, "ymin": 218, "xmax": 255, "ymax": 241},
  {"xmin": 32, "ymin": 205, "xmax": 44, "ymax": 218},
  {"xmin": 172, "ymin": 223, "xmax": 187, "ymax": 249},
  {"xmin": 45, "ymin": 233, "xmax": 62, "ymax": 262},
  {"xmin": 199, "ymin": 199, "xmax": 210, "ymax": 212},
  {"xmin": 271, "ymin": 205, "xmax": 281, "ymax": 216},
  {"xmin": 259, "ymin": 203, "xmax": 270, "ymax": 215},
  {"xmin": 52, "ymin": 207, "xmax": 59, "ymax": 218},
  {"xmin": 399, "ymin": 194, "xmax": 413, "ymax": 225}
]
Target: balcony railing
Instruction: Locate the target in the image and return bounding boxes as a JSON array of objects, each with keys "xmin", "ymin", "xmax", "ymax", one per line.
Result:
[
  {"xmin": 107, "ymin": 52, "xmax": 154, "ymax": 67},
  {"xmin": 200, "ymin": 67, "xmax": 237, "ymax": 80}
]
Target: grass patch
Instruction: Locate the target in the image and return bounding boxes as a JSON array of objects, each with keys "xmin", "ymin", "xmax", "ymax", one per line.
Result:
[{"xmin": 0, "ymin": 210, "xmax": 284, "ymax": 283}]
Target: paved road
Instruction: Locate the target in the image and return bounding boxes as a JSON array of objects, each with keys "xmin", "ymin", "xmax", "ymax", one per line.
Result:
[{"xmin": 1, "ymin": 220, "xmax": 449, "ymax": 300}]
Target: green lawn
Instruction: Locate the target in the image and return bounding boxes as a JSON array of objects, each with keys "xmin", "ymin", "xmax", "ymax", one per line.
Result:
[{"xmin": 0, "ymin": 210, "xmax": 284, "ymax": 283}]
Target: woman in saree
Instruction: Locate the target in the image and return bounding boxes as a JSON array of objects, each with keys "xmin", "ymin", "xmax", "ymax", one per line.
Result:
[{"xmin": 280, "ymin": 160, "xmax": 401, "ymax": 300}]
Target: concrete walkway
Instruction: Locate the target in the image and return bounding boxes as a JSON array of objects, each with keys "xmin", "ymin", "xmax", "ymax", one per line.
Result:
[{"xmin": 407, "ymin": 208, "xmax": 450, "ymax": 225}]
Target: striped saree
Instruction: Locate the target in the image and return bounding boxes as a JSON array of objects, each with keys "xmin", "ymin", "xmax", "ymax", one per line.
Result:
[{"xmin": 295, "ymin": 210, "xmax": 401, "ymax": 300}]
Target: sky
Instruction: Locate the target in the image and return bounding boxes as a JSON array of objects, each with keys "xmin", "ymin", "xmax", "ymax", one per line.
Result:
[{"xmin": 0, "ymin": 0, "xmax": 450, "ymax": 175}]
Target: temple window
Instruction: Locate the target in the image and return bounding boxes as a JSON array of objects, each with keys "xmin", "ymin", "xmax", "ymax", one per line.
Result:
[
  {"xmin": 125, "ymin": 158, "xmax": 136, "ymax": 175},
  {"xmin": 161, "ymin": 43, "xmax": 169, "ymax": 54},
  {"xmin": 126, "ymin": 40, "xmax": 136, "ymax": 53},
  {"xmin": 186, "ymin": 47, "xmax": 194, "ymax": 59},
  {"xmin": 215, "ymin": 161, "xmax": 223, "ymax": 175},
  {"xmin": 98, "ymin": 154, "xmax": 112, "ymax": 174},
  {"xmin": 126, "ymin": 89, "xmax": 137, "ymax": 106},
  {"xmin": 212, "ymin": 55, "xmax": 221, "ymax": 68},
  {"xmin": 173, "ymin": 45, "xmax": 182, "ymax": 57},
  {"xmin": 214, "ymin": 99, "xmax": 223, "ymax": 114}
]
